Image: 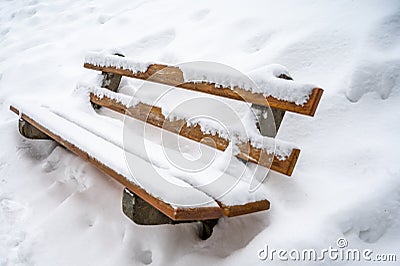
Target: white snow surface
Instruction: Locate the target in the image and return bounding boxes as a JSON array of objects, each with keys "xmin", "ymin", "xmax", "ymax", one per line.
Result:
[
  {"xmin": 1, "ymin": 0, "xmax": 400, "ymax": 266},
  {"xmin": 81, "ymin": 82, "xmax": 139, "ymax": 107},
  {"xmin": 248, "ymin": 67, "xmax": 315, "ymax": 105},
  {"xmin": 85, "ymin": 51, "xmax": 153, "ymax": 75}
]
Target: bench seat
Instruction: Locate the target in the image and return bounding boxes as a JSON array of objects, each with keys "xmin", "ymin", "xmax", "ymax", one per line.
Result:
[{"xmin": 10, "ymin": 95, "xmax": 271, "ymax": 220}]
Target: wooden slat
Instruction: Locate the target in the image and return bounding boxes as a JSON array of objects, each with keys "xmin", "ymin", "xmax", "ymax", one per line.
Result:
[
  {"xmin": 84, "ymin": 62, "xmax": 323, "ymax": 116},
  {"xmin": 10, "ymin": 106, "xmax": 223, "ymax": 221},
  {"xmin": 218, "ymin": 200, "xmax": 270, "ymax": 217},
  {"xmin": 268, "ymin": 148, "xmax": 300, "ymax": 176},
  {"xmin": 266, "ymin": 87, "xmax": 323, "ymax": 117},
  {"xmin": 90, "ymin": 93, "xmax": 300, "ymax": 176}
]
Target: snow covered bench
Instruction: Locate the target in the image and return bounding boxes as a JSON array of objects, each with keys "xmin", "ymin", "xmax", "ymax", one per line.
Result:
[{"xmin": 9, "ymin": 52, "xmax": 323, "ymax": 239}]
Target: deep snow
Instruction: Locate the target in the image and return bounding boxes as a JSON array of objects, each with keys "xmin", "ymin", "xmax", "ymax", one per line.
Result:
[{"xmin": 1, "ymin": 0, "xmax": 400, "ymax": 265}]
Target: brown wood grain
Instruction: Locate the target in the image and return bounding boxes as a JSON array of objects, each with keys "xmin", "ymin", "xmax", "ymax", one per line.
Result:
[
  {"xmin": 84, "ymin": 63, "xmax": 323, "ymax": 116},
  {"xmin": 218, "ymin": 199, "xmax": 270, "ymax": 217},
  {"xmin": 90, "ymin": 93, "xmax": 300, "ymax": 176},
  {"xmin": 10, "ymin": 106, "xmax": 223, "ymax": 221}
]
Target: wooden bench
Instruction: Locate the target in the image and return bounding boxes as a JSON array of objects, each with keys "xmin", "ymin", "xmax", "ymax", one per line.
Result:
[{"xmin": 10, "ymin": 52, "xmax": 323, "ymax": 239}]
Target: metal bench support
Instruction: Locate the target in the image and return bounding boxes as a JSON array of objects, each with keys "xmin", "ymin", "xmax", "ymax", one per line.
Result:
[
  {"xmin": 122, "ymin": 188, "xmax": 218, "ymax": 240},
  {"xmin": 18, "ymin": 119, "xmax": 50, "ymax": 139}
]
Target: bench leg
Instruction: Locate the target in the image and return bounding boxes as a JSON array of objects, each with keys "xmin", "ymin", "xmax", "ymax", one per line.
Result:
[
  {"xmin": 122, "ymin": 188, "xmax": 175, "ymax": 225},
  {"xmin": 92, "ymin": 71, "xmax": 122, "ymax": 109},
  {"xmin": 100, "ymin": 52, "xmax": 124, "ymax": 93},
  {"xmin": 18, "ymin": 118, "xmax": 50, "ymax": 139},
  {"xmin": 251, "ymin": 72, "xmax": 292, "ymax": 137},
  {"xmin": 101, "ymin": 71, "xmax": 122, "ymax": 93},
  {"xmin": 252, "ymin": 105, "xmax": 285, "ymax": 137},
  {"xmin": 199, "ymin": 219, "xmax": 219, "ymax": 240},
  {"xmin": 91, "ymin": 53, "xmax": 124, "ymax": 110},
  {"xmin": 122, "ymin": 188, "xmax": 218, "ymax": 239}
]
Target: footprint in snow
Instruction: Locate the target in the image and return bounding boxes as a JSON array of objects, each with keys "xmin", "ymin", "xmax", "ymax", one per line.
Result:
[
  {"xmin": 10, "ymin": 7, "xmax": 37, "ymax": 20},
  {"xmin": 17, "ymin": 139, "xmax": 56, "ymax": 161},
  {"xmin": 367, "ymin": 10, "xmax": 400, "ymax": 51},
  {"xmin": 64, "ymin": 161, "xmax": 90, "ymax": 192},
  {"xmin": 138, "ymin": 250, "xmax": 152, "ymax": 265},
  {"xmin": 0, "ymin": 27, "xmax": 10, "ymax": 42},
  {"xmin": 42, "ymin": 146, "xmax": 64, "ymax": 173},
  {"xmin": 137, "ymin": 29, "xmax": 176, "ymax": 49},
  {"xmin": 242, "ymin": 31, "xmax": 274, "ymax": 53},
  {"xmin": 27, "ymin": 0, "xmax": 39, "ymax": 6},
  {"xmin": 121, "ymin": 29, "xmax": 176, "ymax": 55},
  {"xmin": 340, "ymin": 189, "xmax": 400, "ymax": 244},
  {"xmin": 0, "ymin": 198, "xmax": 27, "ymax": 223},
  {"xmin": 345, "ymin": 59, "xmax": 400, "ymax": 102},
  {"xmin": 342, "ymin": 219, "xmax": 389, "ymax": 244},
  {"xmin": 190, "ymin": 9, "xmax": 210, "ymax": 21},
  {"xmin": 98, "ymin": 14, "xmax": 112, "ymax": 24}
]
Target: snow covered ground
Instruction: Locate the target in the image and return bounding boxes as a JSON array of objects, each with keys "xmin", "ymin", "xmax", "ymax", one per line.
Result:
[{"xmin": 1, "ymin": 0, "xmax": 400, "ymax": 265}]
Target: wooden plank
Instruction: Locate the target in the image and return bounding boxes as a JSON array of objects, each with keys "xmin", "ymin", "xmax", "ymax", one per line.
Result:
[
  {"xmin": 268, "ymin": 148, "xmax": 301, "ymax": 176},
  {"xmin": 90, "ymin": 93, "xmax": 300, "ymax": 176},
  {"xmin": 218, "ymin": 200, "xmax": 270, "ymax": 217},
  {"xmin": 84, "ymin": 62, "xmax": 323, "ymax": 116},
  {"xmin": 265, "ymin": 87, "xmax": 323, "ymax": 117},
  {"xmin": 10, "ymin": 105, "xmax": 223, "ymax": 221}
]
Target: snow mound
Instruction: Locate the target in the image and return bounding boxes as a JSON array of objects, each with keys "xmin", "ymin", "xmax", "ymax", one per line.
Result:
[{"xmin": 346, "ymin": 59, "xmax": 400, "ymax": 102}]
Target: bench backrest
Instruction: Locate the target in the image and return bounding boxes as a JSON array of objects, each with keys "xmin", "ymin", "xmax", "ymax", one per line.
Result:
[{"xmin": 83, "ymin": 53, "xmax": 323, "ymax": 177}]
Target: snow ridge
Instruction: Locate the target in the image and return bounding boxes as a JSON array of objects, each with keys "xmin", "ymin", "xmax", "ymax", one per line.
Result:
[{"xmin": 85, "ymin": 51, "xmax": 153, "ymax": 74}]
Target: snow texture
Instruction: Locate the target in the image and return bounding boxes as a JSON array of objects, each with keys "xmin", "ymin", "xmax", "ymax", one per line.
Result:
[
  {"xmin": 1, "ymin": 0, "xmax": 400, "ymax": 265},
  {"xmin": 85, "ymin": 51, "xmax": 153, "ymax": 75},
  {"xmin": 79, "ymin": 82, "xmax": 139, "ymax": 108},
  {"xmin": 181, "ymin": 63, "xmax": 315, "ymax": 105}
]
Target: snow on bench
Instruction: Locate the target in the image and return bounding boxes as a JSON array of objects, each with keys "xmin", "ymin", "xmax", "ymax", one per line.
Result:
[
  {"xmin": 84, "ymin": 52, "xmax": 323, "ymax": 116},
  {"xmin": 83, "ymin": 84, "xmax": 300, "ymax": 176},
  {"xmin": 11, "ymin": 100, "xmax": 272, "ymax": 220},
  {"xmin": 10, "ymin": 94, "xmax": 271, "ymax": 217},
  {"xmin": 9, "ymin": 103, "xmax": 222, "ymax": 220}
]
